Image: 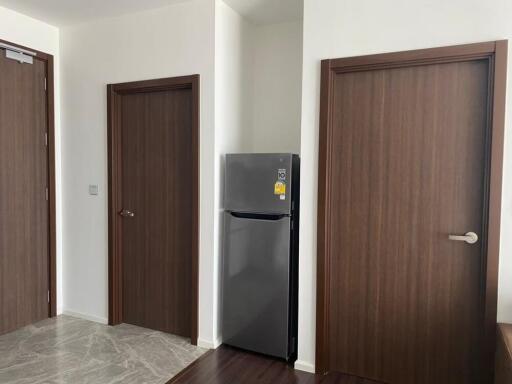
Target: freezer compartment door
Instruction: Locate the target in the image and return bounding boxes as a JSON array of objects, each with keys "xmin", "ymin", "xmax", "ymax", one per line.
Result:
[
  {"xmin": 222, "ymin": 212, "xmax": 291, "ymax": 359},
  {"xmin": 224, "ymin": 153, "xmax": 293, "ymax": 214}
]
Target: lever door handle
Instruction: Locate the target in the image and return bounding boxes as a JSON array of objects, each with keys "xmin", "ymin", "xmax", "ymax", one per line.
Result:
[
  {"xmin": 119, "ymin": 209, "xmax": 135, "ymax": 218},
  {"xmin": 448, "ymin": 232, "xmax": 478, "ymax": 244}
]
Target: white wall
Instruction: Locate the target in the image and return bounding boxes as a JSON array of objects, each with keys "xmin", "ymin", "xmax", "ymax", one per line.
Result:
[
  {"xmin": 0, "ymin": 6, "xmax": 63, "ymax": 315},
  {"xmin": 214, "ymin": 0, "xmax": 254, "ymax": 344},
  {"xmin": 249, "ymin": 21, "xmax": 303, "ymax": 153},
  {"xmin": 216, "ymin": 2, "xmax": 303, "ymax": 154},
  {"xmin": 215, "ymin": 1, "xmax": 253, "ymax": 154},
  {"xmin": 297, "ymin": 0, "xmax": 512, "ymax": 372},
  {"xmin": 60, "ymin": 0, "xmax": 218, "ymax": 345}
]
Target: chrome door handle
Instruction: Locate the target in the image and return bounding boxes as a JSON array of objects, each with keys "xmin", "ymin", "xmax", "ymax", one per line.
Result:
[
  {"xmin": 448, "ymin": 232, "xmax": 478, "ymax": 244},
  {"xmin": 119, "ymin": 209, "xmax": 135, "ymax": 218}
]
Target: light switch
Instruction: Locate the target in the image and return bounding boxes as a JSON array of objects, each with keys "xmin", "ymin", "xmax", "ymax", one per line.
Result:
[{"xmin": 89, "ymin": 185, "xmax": 99, "ymax": 195}]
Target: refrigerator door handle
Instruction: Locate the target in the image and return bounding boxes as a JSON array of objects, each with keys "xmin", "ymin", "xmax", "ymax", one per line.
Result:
[{"xmin": 229, "ymin": 212, "xmax": 289, "ymax": 221}]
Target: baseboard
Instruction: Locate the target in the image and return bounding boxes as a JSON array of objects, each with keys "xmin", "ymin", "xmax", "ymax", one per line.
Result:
[
  {"xmin": 294, "ymin": 360, "xmax": 316, "ymax": 373},
  {"xmin": 197, "ymin": 337, "xmax": 222, "ymax": 349},
  {"xmin": 62, "ymin": 310, "xmax": 108, "ymax": 325}
]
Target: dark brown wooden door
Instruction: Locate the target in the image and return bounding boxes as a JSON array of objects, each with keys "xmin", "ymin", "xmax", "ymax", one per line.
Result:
[
  {"xmin": 0, "ymin": 51, "xmax": 49, "ymax": 335},
  {"xmin": 321, "ymin": 58, "xmax": 495, "ymax": 383},
  {"xmin": 120, "ymin": 88, "xmax": 193, "ymax": 337}
]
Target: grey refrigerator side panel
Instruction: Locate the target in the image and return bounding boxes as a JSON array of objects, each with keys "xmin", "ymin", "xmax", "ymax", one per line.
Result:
[
  {"xmin": 224, "ymin": 153, "xmax": 293, "ymax": 215},
  {"xmin": 222, "ymin": 212, "xmax": 290, "ymax": 358}
]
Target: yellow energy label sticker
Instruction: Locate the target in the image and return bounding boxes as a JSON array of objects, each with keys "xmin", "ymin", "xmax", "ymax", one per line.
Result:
[{"xmin": 274, "ymin": 181, "xmax": 286, "ymax": 195}]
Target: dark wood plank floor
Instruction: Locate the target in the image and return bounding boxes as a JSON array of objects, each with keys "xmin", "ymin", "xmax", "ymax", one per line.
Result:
[{"xmin": 167, "ymin": 346, "xmax": 382, "ymax": 384}]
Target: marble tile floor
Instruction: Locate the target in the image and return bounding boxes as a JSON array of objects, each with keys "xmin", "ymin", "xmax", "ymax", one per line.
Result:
[{"xmin": 0, "ymin": 315, "xmax": 206, "ymax": 384}]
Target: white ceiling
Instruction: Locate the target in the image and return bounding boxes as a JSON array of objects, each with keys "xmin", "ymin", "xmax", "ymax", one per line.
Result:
[
  {"xmin": 0, "ymin": 0, "xmax": 190, "ymax": 26},
  {"xmin": 223, "ymin": 0, "xmax": 303, "ymax": 25}
]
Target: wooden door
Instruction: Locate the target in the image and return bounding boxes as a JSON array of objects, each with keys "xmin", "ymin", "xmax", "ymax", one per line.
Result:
[
  {"xmin": 317, "ymin": 42, "xmax": 507, "ymax": 384},
  {"xmin": 0, "ymin": 48, "xmax": 49, "ymax": 335},
  {"xmin": 108, "ymin": 76, "xmax": 199, "ymax": 341}
]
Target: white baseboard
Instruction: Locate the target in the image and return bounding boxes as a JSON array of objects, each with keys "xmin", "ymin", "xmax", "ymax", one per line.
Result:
[
  {"xmin": 197, "ymin": 337, "xmax": 222, "ymax": 349},
  {"xmin": 294, "ymin": 360, "xmax": 315, "ymax": 373},
  {"xmin": 62, "ymin": 310, "xmax": 108, "ymax": 325}
]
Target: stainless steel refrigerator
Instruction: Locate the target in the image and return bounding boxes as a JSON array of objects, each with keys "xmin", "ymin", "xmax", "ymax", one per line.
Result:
[{"xmin": 222, "ymin": 153, "xmax": 299, "ymax": 361}]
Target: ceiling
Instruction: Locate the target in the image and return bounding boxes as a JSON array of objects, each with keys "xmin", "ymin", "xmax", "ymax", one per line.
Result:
[
  {"xmin": 0, "ymin": 0, "xmax": 189, "ymax": 26},
  {"xmin": 223, "ymin": 0, "xmax": 303, "ymax": 25}
]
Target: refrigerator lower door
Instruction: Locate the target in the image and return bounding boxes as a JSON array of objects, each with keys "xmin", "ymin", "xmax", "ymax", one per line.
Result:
[{"xmin": 222, "ymin": 212, "xmax": 291, "ymax": 359}]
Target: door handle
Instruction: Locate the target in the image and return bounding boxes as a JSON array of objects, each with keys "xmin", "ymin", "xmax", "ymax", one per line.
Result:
[
  {"xmin": 448, "ymin": 232, "xmax": 478, "ymax": 244},
  {"xmin": 119, "ymin": 209, "xmax": 135, "ymax": 218}
]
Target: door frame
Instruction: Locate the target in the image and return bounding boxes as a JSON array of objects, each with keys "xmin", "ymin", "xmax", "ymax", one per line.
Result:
[
  {"xmin": 0, "ymin": 38, "xmax": 57, "ymax": 318},
  {"xmin": 107, "ymin": 75, "xmax": 200, "ymax": 345},
  {"xmin": 316, "ymin": 41, "xmax": 508, "ymax": 376}
]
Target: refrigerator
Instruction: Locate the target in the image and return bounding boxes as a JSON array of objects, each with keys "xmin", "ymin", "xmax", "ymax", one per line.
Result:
[{"xmin": 222, "ymin": 153, "xmax": 299, "ymax": 361}]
